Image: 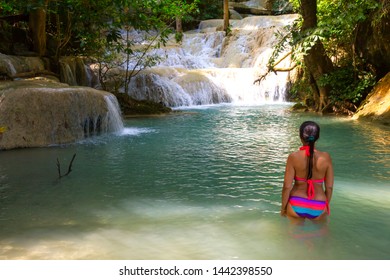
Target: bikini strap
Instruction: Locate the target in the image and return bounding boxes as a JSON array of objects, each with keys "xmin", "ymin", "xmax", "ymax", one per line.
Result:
[
  {"xmin": 299, "ymin": 145, "xmax": 310, "ymax": 157},
  {"xmin": 307, "ymin": 179, "xmax": 315, "ymax": 200},
  {"xmin": 294, "ymin": 176, "xmax": 306, "ymax": 182},
  {"xmin": 294, "ymin": 176, "xmax": 325, "ymax": 200}
]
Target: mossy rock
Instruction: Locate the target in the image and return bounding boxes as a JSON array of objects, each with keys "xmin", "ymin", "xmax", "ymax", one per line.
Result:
[
  {"xmin": 115, "ymin": 94, "xmax": 172, "ymax": 116},
  {"xmin": 290, "ymin": 102, "xmax": 309, "ymax": 112}
]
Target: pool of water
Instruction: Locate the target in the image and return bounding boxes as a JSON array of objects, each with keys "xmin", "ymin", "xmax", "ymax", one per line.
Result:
[{"xmin": 0, "ymin": 104, "xmax": 389, "ymax": 259}]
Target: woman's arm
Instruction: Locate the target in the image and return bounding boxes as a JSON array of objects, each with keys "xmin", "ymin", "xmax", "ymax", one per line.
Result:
[
  {"xmin": 324, "ymin": 153, "xmax": 334, "ymax": 204},
  {"xmin": 281, "ymin": 154, "xmax": 295, "ymax": 216}
]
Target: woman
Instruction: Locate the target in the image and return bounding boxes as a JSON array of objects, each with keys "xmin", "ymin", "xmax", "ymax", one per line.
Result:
[{"xmin": 281, "ymin": 121, "xmax": 334, "ymax": 222}]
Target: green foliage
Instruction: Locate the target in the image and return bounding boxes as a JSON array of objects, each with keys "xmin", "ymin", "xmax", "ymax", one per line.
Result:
[
  {"xmin": 272, "ymin": 0, "xmax": 379, "ymax": 65},
  {"xmin": 1, "ymin": 0, "xmax": 200, "ymax": 94},
  {"xmin": 80, "ymin": 0, "xmax": 200, "ymax": 93},
  {"xmin": 371, "ymin": 0, "xmax": 390, "ymax": 28},
  {"xmin": 269, "ymin": 17, "xmax": 328, "ymax": 69},
  {"xmin": 275, "ymin": 0, "xmax": 382, "ymax": 109},
  {"xmin": 196, "ymin": 0, "xmax": 222, "ymax": 20},
  {"xmin": 317, "ymin": 0, "xmax": 379, "ymax": 53},
  {"xmin": 0, "ymin": 0, "xmax": 27, "ymax": 15},
  {"xmin": 0, "ymin": 2, "xmax": 16, "ymax": 14},
  {"xmin": 225, "ymin": 24, "xmax": 232, "ymax": 36},
  {"xmin": 319, "ymin": 66, "xmax": 376, "ymax": 104},
  {"xmin": 289, "ymin": 79, "xmax": 309, "ymax": 102},
  {"xmin": 175, "ymin": 31, "xmax": 184, "ymax": 43},
  {"xmin": 315, "ymin": 0, "xmax": 380, "ymax": 106},
  {"xmin": 288, "ymin": 0, "xmax": 300, "ymax": 12}
]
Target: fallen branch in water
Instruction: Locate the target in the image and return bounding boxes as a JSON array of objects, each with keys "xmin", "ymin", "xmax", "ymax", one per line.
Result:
[{"xmin": 56, "ymin": 153, "xmax": 76, "ymax": 179}]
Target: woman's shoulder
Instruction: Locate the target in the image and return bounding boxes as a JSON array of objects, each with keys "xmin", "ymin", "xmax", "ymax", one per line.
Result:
[
  {"xmin": 287, "ymin": 150, "xmax": 305, "ymax": 163},
  {"xmin": 289, "ymin": 150, "xmax": 302, "ymax": 158},
  {"xmin": 316, "ymin": 149, "xmax": 332, "ymax": 160}
]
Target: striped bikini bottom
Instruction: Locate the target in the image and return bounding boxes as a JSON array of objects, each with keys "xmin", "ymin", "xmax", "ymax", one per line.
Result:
[{"xmin": 289, "ymin": 196, "xmax": 327, "ymax": 219}]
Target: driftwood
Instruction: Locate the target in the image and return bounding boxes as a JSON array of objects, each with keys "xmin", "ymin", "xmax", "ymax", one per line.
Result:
[
  {"xmin": 56, "ymin": 153, "xmax": 76, "ymax": 179},
  {"xmin": 253, "ymin": 51, "xmax": 296, "ymax": 84}
]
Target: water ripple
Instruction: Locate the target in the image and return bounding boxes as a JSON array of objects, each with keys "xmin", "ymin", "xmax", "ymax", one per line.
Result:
[{"xmin": 1, "ymin": 104, "xmax": 389, "ymax": 260}]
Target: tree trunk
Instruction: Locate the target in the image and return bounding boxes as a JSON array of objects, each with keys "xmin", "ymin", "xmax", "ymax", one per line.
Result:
[
  {"xmin": 175, "ymin": 16, "xmax": 183, "ymax": 42},
  {"xmin": 28, "ymin": 1, "xmax": 49, "ymax": 57},
  {"xmin": 176, "ymin": 16, "xmax": 183, "ymax": 33},
  {"xmin": 300, "ymin": 0, "xmax": 333, "ymax": 112},
  {"xmin": 223, "ymin": 0, "xmax": 229, "ymax": 35}
]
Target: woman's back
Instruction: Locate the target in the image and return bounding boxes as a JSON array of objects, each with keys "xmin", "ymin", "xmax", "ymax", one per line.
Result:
[
  {"xmin": 289, "ymin": 149, "xmax": 332, "ymax": 201},
  {"xmin": 293, "ymin": 149, "xmax": 331, "ymax": 179}
]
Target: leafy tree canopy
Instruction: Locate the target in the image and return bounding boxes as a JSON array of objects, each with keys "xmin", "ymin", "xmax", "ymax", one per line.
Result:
[
  {"xmin": 1, "ymin": 0, "xmax": 200, "ymax": 93},
  {"xmin": 280, "ymin": 0, "xmax": 384, "ymax": 111},
  {"xmin": 0, "ymin": 0, "xmax": 199, "ymax": 56}
]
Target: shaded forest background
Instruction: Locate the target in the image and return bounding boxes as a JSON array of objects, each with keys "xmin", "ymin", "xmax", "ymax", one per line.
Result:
[{"xmin": 0, "ymin": 0, "xmax": 389, "ymax": 115}]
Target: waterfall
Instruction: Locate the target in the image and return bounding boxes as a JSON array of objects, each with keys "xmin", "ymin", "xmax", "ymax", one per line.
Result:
[
  {"xmin": 59, "ymin": 57, "xmax": 99, "ymax": 87},
  {"xmin": 59, "ymin": 62, "xmax": 77, "ymax": 86},
  {"xmin": 104, "ymin": 95, "xmax": 124, "ymax": 133},
  {"xmin": 125, "ymin": 14, "xmax": 298, "ymax": 107},
  {"xmin": 0, "ymin": 55, "xmax": 17, "ymax": 76},
  {"xmin": 80, "ymin": 95, "xmax": 124, "ymax": 138},
  {"xmin": 0, "ymin": 53, "xmax": 45, "ymax": 78}
]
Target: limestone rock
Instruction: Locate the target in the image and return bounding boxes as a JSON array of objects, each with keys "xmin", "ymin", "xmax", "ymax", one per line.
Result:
[
  {"xmin": 0, "ymin": 53, "xmax": 45, "ymax": 78},
  {"xmin": 352, "ymin": 72, "xmax": 390, "ymax": 124},
  {"xmin": 0, "ymin": 79, "xmax": 123, "ymax": 150},
  {"xmin": 229, "ymin": 0, "xmax": 293, "ymax": 16}
]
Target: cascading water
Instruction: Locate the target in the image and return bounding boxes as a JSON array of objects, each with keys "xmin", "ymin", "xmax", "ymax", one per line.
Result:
[
  {"xmin": 104, "ymin": 95, "xmax": 124, "ymax": 133},
  {"xmin": 59, "ymin": 57, "xmax": 98, "ymax": 87},
  {"xmin": 0, "ymin": 14, "xmax": 298, "ymax": 148},
  {"xmin": 0, "ymin": 53, "xmax": 45, "ymax": 78},
  {"xmin": 59, "ymin": 62, "xmax": 77, "ymax": 86},
  {"xmin": 126, "ymin": 14, "xmax": 298, "ymax": 107}
]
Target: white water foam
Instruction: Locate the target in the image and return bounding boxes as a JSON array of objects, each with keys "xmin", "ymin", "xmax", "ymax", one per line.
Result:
[
  {"xmin": 118, "ymin": 127, "xmax": 155, "ymax": 136},
  {"xmin": 125, "ymin": 15, "xmax": 297, "ymax": 107}
]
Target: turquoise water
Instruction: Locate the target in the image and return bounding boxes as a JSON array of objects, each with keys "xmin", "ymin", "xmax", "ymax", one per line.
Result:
[{"xmin": 0, "ymin": 104, "xmax": 389, "ymax": 259}]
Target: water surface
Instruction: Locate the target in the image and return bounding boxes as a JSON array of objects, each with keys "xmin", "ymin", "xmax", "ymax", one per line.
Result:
[{"xmin": 0, "ymin": 104, "xmax": 389, "ymax": 259}]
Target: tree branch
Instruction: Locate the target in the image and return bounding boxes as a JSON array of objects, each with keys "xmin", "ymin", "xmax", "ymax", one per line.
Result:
[
  {"xmin": 56, "ymin": 153, "xmax": 77, "ymax": 179},
  {"xmin": 56, "ymin": 158, "xmax": 61, "ymax": 178},
  {"xmin": 253, "ymin": 51, "xmax": 296, "ymax": 84}
]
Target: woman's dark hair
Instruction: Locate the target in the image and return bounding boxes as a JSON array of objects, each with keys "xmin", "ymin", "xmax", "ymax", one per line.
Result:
[{"xmin": 299, "ymin": 121, "xmax": 320, "ymax": 180}]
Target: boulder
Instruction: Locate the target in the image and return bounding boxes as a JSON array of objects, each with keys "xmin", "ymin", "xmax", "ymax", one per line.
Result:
[
  {"xmin": 229, "ymin": 0, "xmax": 293, "ymax": 16},
  {"xmin": 0, "ymin": 79, "xmax": 123, "ymax": 150},
  {"xmin": 352, "ymin": 72, "xmax": 390, "ymax": 124}
]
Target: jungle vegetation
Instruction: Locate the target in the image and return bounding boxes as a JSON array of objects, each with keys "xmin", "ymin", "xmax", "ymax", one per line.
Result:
[{"xmin": 0, "ymin": 0, "xmax": 389, "ymax": 114}]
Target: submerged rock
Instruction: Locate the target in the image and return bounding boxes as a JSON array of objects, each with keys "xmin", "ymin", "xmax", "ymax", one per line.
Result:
[
  {"xmin": 0, "ymin": 79, "xmax": 123, "ymax": 150},
  {"xmin": 353, "ymin": 72, "xmax": 390, "ymax": 124}
]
